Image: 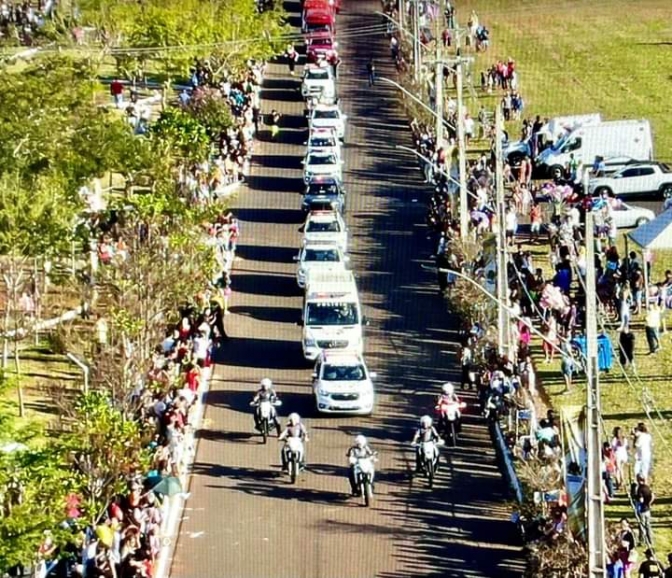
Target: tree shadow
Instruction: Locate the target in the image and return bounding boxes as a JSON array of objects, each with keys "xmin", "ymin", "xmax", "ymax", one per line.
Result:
[
  {"xmin": 228, "ymin": 305, "xmax": 299, "ymax": 324},
  {"xmin": 230, "ymin": 273, "xmax": 303, "ymax": 297}
]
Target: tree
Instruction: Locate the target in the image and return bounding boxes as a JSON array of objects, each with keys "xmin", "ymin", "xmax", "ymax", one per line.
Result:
[
  {"xmin": 0, "ymin": 172, "xmax": 81, "ymax": 414},
  {"xmin": 58, "ymin": 391, "xmax": 152, "ymax": 526},
  {"xmin": 78, "ymin": 0, "xmax": 289, "ymax": 77}
]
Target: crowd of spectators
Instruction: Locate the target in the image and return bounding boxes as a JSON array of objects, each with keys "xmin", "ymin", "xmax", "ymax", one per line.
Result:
[{"xmin": 0, "ymin": 0, "xmax": 53, "ymax": 45}]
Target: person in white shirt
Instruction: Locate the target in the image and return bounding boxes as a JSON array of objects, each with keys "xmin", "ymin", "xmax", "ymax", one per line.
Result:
[
  {"xmin": 634, "ymin": 423, "xmax": 653, "ymax": 480},
  {"xmin": 464, "ymin": 114, "xmax": 475, "ymax": 145}
]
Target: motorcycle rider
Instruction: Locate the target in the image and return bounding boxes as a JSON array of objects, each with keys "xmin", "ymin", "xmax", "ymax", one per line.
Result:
[
  {"xmin": 435, "ymin": 382, "xmax": 463, "ymax": 434},
  {"xmin": 278, "ymin": 413, "xmax": 309, "ymax": 472},
  {"xmin": 251, "ymin": 378, "xmax": 281, "ymax": 435},
  {"xmin": 412, "ymin": 415, "xmax": 442, "ymax": 473},
  {"xmin": 346, "ymin": 435, "xmax": 376, "ymax": 496}
]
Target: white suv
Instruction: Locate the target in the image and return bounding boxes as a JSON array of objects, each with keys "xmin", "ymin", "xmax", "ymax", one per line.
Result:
[
  {"xmin": 309, "ymin": 104, "xmax": 347, "ymax": 141},
  {"xmin": 295, "ymin": 242, "xmax": 349, "ymax": 288},
  {"xmin": 301, "ymin": 210, "xmax": 348, "ymax": 252},
  {"xmin": 312, "ymin": 351, "xmax": 376, "ymax": 414},
  {"xmin": 302, "ymin": 150, "xmax": 343, "ymax": 183},
  {"xmin": 301, "ymin": 64, "xmax": 336, "ymax": 101}
]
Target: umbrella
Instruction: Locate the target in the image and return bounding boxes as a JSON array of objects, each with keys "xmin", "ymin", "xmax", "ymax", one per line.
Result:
[
  {"xmin": 145, "ymin": 471, "xmax": 163, "ymax": 488},
  {"xmin": 152, "ymin": 476, "xmax": 183, "ymax": 497}
]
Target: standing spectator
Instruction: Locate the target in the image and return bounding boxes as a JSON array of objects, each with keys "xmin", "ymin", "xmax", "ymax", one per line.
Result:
[
  {"xmin": 618, "ymin": 326, "xmax": 636, "ymax": 370},
  {"xmin": 504, "ymin": 204, "xmax": 518, "ymax": 247},
  {"xmin": 611, "ymin": 426, "xmax": 629, "ymax": 490},
  {"xmin": 602, "ymin": 442, "xmax": 616, "ymax": 500},
  {"xmin": 635, "ymin": 475, "xmax": 655, "ymax": 547},
  {"xmin": 560, "ymin": 340, "xmax": 575, "ymax": 394},
  {"xmin": 110, "ymin": 78, "xmax": 124, "ymax": 108},
  {"xmin": 542, "ymin": 315, "xmax": 558, "ymax": 364},
  {"xmin": 663, "ymin": 553, "xmax": 672, "ymax": 578},
  {"xmin": 634, "ymin": 423, "xmax": 653, "ymax": 480},
  {"xmin": 464, "ymin": 114, "xmax": 475, "ymax": 145},
  {"xmin": 529, "ymin": 202, "xmax": 543, "ymax": 243},
  {"xmin": 645, "ymin": 302, "xmax": 662, "ymax": 354},
  {"xmin": 366, "ymin": 58, "xmax": 376, "ymax": 86},
  {"xmin": 285, "ymin": 44, "xmax": 299, "ymax": 75},
  {"xmin": 638, "ymin": 549, "xmax": 662, "ymax": 578}
]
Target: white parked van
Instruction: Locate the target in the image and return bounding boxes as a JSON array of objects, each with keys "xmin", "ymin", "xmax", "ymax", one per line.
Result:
[
  {"xmin": 301, "ymin": 270, "xmax": 365, "ymax": 361},
  {"xmin": 536, "ymin": 120, "xmax": 653, "ymax": 180},
  {"xmin": 504, "ymin": 113, "xmax": 601, "ymax": 166}
]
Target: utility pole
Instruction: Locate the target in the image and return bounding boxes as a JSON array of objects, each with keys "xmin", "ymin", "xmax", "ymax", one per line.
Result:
[
  {"xmin": 584, "ymin": 185, "xmax": 607, "ymax": 577},
  {"xmin": 495, "ymin": 107, "xmax": 508, "ymax": 355},
  {"xmin": 412, "ymin": 0, "xmax": 420, "ymax": 83},
  {"xmin": 455, "ymin": 53, "xmax": 468, "ymax": 238},
  {"xmin": 434, "ymin": 0, "xmax": 444, "ymax": 148}
]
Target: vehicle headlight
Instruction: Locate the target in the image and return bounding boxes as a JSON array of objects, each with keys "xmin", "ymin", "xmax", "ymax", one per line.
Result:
[
  {"xmin": 304, "ymin": 336, "xmax": 317, "ymax": 347},
  {"xmin": 318, "ymin": 388, "xmax": 330, "ymax": 397},
  {"xmin": 298, "ymin": 268, "xmax": 306, "ymax": 279}
]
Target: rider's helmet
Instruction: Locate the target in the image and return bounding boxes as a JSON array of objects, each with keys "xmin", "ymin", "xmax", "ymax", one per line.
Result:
[
  {"xmin": 355, "ymin": 435, "xmax": 367, "ymax": 448},
  {"xmin": 420, "ymin": 415, "xmax": 433, "ymax": 428},
  {"xmin": 288, "ymin": 412, "xmax": 300, "ymax": 426},
  {"xmin": 260, "ymin": 378, "xmax": 272, "ymax": 390},
  {"xmin": 442, "ymin": 382, "xmax": 454, "ymax": 396}
]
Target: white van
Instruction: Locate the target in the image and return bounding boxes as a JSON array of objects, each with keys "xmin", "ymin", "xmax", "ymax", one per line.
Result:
[
  {"xmin": 536, "ymin": 120, "xmax": 653, "ymax": 180},
  {"xmin": 504, "ymin": 113, "xmax": 601, "ymax": 166},
  {"xmin": 301, "ymin": 270, "xmax": 365, "ymax": 361}
]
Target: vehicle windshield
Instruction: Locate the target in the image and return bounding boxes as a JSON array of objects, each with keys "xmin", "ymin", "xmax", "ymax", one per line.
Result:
[
  {"xmin": 307, "ymin": 183, "xmax": 339, "ymax": 196},
  {"xmin": 311, "ymin": 38, "xmax": 331, "ymax": 47},
  {"xmin": 306, "ymin": 302, "xmax": 358, "ymax": 325},
  {"xmin": 304, "ymin": 248, "xmax": 340, "ymax": 262},
  {"xmin": 307, "ymin": 69, "xmax": 330, "ymax": 80},
  {"xmin": 308, "ymin": 154, "xmax": 337, "ymax": 165},
  {"xmin": 306, "ymin": 220, "xmax": 341, "ymax": 232},
  {"xmin": 660, "ymin": 163, "xmax": 670, "ymax": 173},
  {"xmin": 310, "ymin": 137, "xmax": 336, "ymax": 148},
  {"xmin": 322, "ymin": 364, "xmax": 366, "ymax": 381},
  {"xmin": 314, "ymin": 110, "xmax": 340, "ymax": 119}
]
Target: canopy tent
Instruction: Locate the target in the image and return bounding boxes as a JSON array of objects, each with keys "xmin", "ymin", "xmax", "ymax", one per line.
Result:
[
  {"xmin": 628, "ymin": 208, "xmax": 672, "ymax": 250},
  {"xmin": 627, "ymin": 208, "xmax": 672, "ymax": 313}
]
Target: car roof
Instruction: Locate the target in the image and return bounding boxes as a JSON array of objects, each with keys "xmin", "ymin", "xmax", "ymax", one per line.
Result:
[
  {"xmin": 313, "ymin": 104, "xmax": 340, "ymax": 112},
  {"xmin": 307, "ymin": 211, "xmax": 340, "ymax": 221},
  {"xmin": 305, "ymin": 62, "xmax": 331, "ymax": 70},
  {"xmin": 307, "ymin": 150, "xmax": 337, "ymax": 157},
  {"xmin": 303, "ymin": 242, "xmax": 341, "ymax": 251},
  {"xmin": 320, "ymin": 351, "xmax": 365, "ymax": 365},
  {"xmin": 309, "ymin": 130, "xmax": 337, "ymax": 138}
]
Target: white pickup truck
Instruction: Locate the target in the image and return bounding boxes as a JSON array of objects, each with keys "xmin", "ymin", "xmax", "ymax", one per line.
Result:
[{"xmin": 588, "ymin": 162, "xmax": 672, "ymax": 201}]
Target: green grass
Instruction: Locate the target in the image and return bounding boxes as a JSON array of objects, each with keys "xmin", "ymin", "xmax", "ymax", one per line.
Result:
[
  {"xmin": 458, "ymin": 0, "xmax": 672, "ymax": 160},
  {"xmin": 455, "ymin": 0, "xmax": 672, "ymax": 554}
]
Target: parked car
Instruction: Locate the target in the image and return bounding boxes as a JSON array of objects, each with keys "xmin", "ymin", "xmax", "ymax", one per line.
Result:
[
  {"xmin": 300, "ymin": 209, "xmax": 348, "ymax": 252},
  {"xmin": 594, "ymin": 199, "xmax": 655, "ymax": 229},
  {"xmin": 302, "ymin": 150, "xmax": 343, "ymax": 183},
  {"xmin": 588, "ymin": 163, "xmax": 672, "ymax": 200},
  {"xmin": 312, "ymin": 351, "xmax": 375, "ymax": 415},
  {"xmin": 294, "ymin": 242, "xmax": 349, "ymax": 288},
  {"xmin": 302, "ymin": 175, "xmax": 347, "ymax": 214},
  {"xmin": 308, "ymin": 104, "xmax": 347, "ymax": 140}
]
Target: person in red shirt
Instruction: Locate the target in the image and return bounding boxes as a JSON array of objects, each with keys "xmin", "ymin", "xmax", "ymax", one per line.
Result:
[
  {"xmin": 110, "ymin": 78, "xmax": 124, "ymax": 107},
  {"xmin": 185, "ymin": 363, "xmax": 200, "ymax": 393}
]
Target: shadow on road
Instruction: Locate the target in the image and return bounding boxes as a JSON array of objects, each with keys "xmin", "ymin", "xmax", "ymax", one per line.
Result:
[
  {"xmin": 213, "ymin": 336, "xmax": 305, "ymax": 369},
  {"xmin": 235, "ymin": 243, "xmax": 299, "ymax": 263},
  {"xmin": 236, "ymin": 207, "xmax": 305, "ymax": 225},
  {"xmin": 229, "ymin": 304, "xmax": 299, "ymax": 324},
  {"xmin": 231, "ymin": 273, "xmax": 303, "ymax": 297}
]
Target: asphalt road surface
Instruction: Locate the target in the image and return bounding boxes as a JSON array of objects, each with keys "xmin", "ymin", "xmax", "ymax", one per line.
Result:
[{"xmin": 169, "ymin": 2, "xmax": 525, "ymax": 577}]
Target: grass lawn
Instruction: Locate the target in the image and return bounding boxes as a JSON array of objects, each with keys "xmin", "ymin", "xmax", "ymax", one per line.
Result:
[
  {"xmin": 459, "ymin": 0, "xmax": 672, "ymax": 161},
  {"xmin": 453, "ymin": 0, "xmax": 672, "ymax": 555}
]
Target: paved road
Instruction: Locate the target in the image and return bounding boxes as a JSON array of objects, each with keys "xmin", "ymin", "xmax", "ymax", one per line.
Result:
[{"xmin": 169, "ymin": 1, "xmax": 524, "ymax": 577}]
